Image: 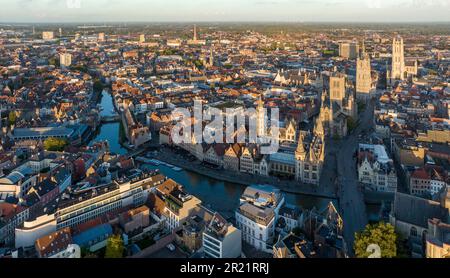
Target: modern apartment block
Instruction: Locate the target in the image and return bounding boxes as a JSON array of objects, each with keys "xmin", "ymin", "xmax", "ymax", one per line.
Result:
[
  {"xmin": 235, "ymin": 185, "xmax": 285, "ymax": 253},
  {"xmin": 203, "ymin": 213, "xmax": 242, "ymax": 258}
]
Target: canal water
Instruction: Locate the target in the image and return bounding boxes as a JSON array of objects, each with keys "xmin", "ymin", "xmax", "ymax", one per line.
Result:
[
  {"xmin": 141, "ymin": 163, "xmax": 334, "ymax": 217},
  {"xmin": 89, "ymin": 91, "xmax": 128, "ymax": 155},
  {"xmin": 89, "ymin": 91, "xmax": 347, "ymax": 218}
]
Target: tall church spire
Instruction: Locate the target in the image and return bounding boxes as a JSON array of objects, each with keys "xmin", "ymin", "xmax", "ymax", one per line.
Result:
[
  {"xmin": 314, "ymin": 116, "xmax": 325, "ymax": 138},
  {"xmin": 296, "ymin": 132, "xmax": 306, "ymax": 157},
  {"xmin": 209, "ymin": 47, "xmax": 214, "ymax": 67},
  {"xmin": 193, "ymin": 24, "xmax": 197, "ymax": 41}
]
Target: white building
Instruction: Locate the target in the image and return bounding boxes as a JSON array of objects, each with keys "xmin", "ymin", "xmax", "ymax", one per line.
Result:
[
  {"xmin": 60, "ymin": 53, "xmax": 72, "ymax": 68},
  {"xmin": 55, "ymin": 171, "xmax": 153, "ymax": 230},
  {"xmin": 410, "ymin": 166, "xmax": 449, "ymax": 198},
  {"xmin": 235, "ymin": 185, "xmax": 285, "ymax": 253},
  {"xmin": 0, "ymin": 156, "xmax": 61, "ymax": 200},
  {"xmin": 203, "ymin": 213, "xmax": 242, "ymax": 258},
  {"xmin": 358, "ymin": 144, "xmax": 398, "ymax": 193},
  {"xmin": 15, "ymin": 170, "xmax": 158, "ymax": 248},
  {"xmin": 15, "ymin": 214, "xmax": 57, "ymax": 249},
  {"xmin": 42, "ymin": 31, "xmax": 54, "ymax": 40}
]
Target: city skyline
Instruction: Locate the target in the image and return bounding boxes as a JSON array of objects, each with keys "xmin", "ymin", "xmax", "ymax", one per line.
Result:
[{"xmin": 0, "ymin": 0, "xmax": 449, "ymax": 23}]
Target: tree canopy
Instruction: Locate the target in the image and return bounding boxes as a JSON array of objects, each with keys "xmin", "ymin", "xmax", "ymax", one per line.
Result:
[
  {"xmin": 354, "ymin": 222, "xmax": 397, "ymax": 258},
  {"xmin": 105, "ymin": 235, "xmax": 125, "ymax": 258},
  {"xmin": 8, "ymin": 111, "xmax": 16, "ymax": 126},
  {"xmin": 43, "ymin": 137, "xmax": 69, "ymax": 152}
]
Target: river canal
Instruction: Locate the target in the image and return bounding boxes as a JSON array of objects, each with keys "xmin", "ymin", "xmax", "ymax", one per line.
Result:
[
  {"xmin": 89, "ymin": 91, "xmax": 128, "ymax": 155},
  {"xmin": 89, "ymin": 91, "xmax": 380, "ymax": 220}
]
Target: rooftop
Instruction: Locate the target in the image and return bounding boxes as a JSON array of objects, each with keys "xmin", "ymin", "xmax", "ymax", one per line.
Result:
[
  {"xmin": 35, "ymin": 227, "xmax": 72, "ymax": 258},
  {"xmin": 12, "ymin": 127, "xmax": 74, "ymax": 139}
]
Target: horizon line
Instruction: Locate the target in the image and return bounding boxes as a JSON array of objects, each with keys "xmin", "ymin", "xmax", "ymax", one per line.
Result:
[{"xmin": 1, "ymin": 21, "xmax": 450, "ymax": 25}]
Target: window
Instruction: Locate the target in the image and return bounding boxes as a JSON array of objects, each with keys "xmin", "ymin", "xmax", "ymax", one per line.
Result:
[{"xmin": 410, "ymin": 227, "xmax": 418, "ymax": 238}]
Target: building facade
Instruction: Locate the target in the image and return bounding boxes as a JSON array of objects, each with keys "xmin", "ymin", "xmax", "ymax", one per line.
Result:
[{"xmin": 235, "ymin": 185, "xmax": 285, "ymax": 253}]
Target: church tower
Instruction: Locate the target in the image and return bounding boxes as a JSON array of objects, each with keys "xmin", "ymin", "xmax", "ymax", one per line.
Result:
[
  {"xmin": 329, "ymin": 74, "xmax": 346, "ymax": 106},
  {"xmin": 356, "ymin": 40, "xmax": 373, "ymax": 100},
  {"xmin": 295, "ymin": 132, "xmax": 306, "ymax": 182},
  {"xmin": 391, "ymin": 36, "xmax": 405, "ymax": 81},
  {"xmin": 256, "ymin": 96, "xmax": 266, "ymax": 138},
  {"xmin": 193, "ymin": 24, "xmax": 198, "ymax": 41}
]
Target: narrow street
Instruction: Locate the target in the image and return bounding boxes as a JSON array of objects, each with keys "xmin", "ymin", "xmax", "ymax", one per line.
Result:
[{"xmin": 336, "ymin": 99, "xmax": 376, "ymax": 255}]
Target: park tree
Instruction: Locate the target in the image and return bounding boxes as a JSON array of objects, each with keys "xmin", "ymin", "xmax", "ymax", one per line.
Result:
[
  {"xmin": 8, "ymin": 111, "xmax": 16, "ymax": 126},
  {"xmin": 43, "ymin": 137, "xmax": 69, "ymax": 152},
  {"xmin": 105, "ymin": 235, "xmax": 125, "ymax": 258},
  {"xmin": 354, "ymin": 222, "xmax": 397, "ymax": 258}
]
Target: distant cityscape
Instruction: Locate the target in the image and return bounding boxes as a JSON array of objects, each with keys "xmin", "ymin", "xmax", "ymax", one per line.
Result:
[{"xmin": 0, "ymin": 20, "xmax": 449, "ymax": 259}]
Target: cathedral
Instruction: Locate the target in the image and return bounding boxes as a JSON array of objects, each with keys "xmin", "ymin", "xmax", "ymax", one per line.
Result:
[
  {"xmin": 387, "ymin": 36, "xmax": 418, "ymax": 85},
  {"xmin": 317, "ymin": 72, "xmax": 357, "ymax": 138}
]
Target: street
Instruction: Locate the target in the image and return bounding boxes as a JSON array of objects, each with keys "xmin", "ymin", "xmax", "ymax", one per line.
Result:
[
  {"xmin": 319, "ymin": 99, "xmax": 376, "ymax": 255},
  {"xmin": 339, "ymin": 99, "xmax": 376, "ymax": 255}
]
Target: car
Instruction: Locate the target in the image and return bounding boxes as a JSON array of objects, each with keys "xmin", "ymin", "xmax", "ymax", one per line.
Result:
[{"xmin": 166, "ymin": 244, "xmax": 176, "ymax": 252}]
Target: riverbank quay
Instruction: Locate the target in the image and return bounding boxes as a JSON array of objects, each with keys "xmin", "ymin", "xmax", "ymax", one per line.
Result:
[{"xmin": 139, "ymin": 146, "xmax": 338, "ymax": 200}]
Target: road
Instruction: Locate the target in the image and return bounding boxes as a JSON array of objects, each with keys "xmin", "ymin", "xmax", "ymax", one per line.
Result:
[
  {"xmin": 318, "ymin": 98, "xmax": 375, "ymax": 255},
  {"xmin": 337, "ymin": 99, "xmax": 376, "ymax": 255}
]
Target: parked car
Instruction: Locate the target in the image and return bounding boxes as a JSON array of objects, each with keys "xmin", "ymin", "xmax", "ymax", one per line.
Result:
[{"xmin": 166, "ymin": 244, "xmax": 176, "ymax": 252}]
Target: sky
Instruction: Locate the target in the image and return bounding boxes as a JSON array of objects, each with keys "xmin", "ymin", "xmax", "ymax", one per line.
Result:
[{"xmin": 0, "ymin": 0, "xmax": 449, "ymax": 23}]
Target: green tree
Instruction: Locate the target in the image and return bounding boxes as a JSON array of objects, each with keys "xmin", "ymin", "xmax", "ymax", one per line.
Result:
[
  {"xmin": 354, "ymin": 222, "xmax": 397, "ymax": 258},
  {"xmin": 43, "ymin": 137, "xmax": 69, "ymax": 152},
  {"xmin": 105, "ymin": 235, "xmax": 125, "ymax": 258},
  {"xmin": 193, "ymin": 60, "xmax": 204, "ymax": 69},
  {"xmin": 8, "ymin": 111, "xmax": 16, "ymax": 126}
]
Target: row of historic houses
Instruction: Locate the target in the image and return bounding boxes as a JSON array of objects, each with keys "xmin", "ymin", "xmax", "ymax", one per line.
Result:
[{"xmin": 174, "ymin": 118, "xmax": 325, "ymax": 186}]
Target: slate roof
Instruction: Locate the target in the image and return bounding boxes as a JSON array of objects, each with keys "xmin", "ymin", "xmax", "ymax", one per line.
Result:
[{"xmin": 393, "ymin": 192, "xmax": 448, "ymax": 228}]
